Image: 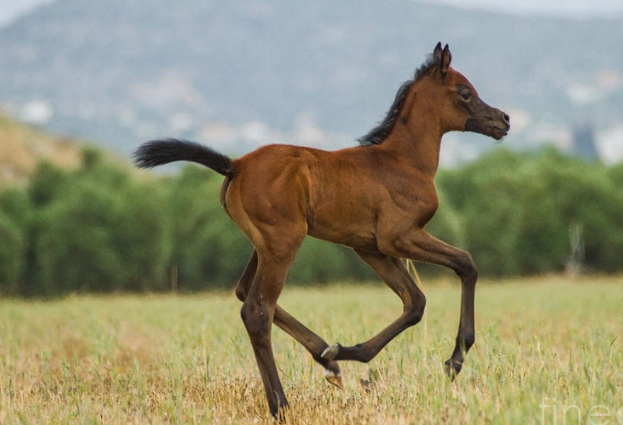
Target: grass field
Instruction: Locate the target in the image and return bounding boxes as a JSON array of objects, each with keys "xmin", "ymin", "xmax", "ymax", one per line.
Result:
[{"xmin": 0, "ymin": 276, "xmax": 621, "ymax": 424}]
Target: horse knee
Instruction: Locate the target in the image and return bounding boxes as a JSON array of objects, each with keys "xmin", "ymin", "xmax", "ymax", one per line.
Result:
[{"xmin": 455, "ymin": 251, "xmax": 478, "ymax": 284}]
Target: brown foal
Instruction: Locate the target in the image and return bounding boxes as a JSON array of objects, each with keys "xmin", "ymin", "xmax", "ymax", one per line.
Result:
[{"xmin": 134, "ymin": 43, "xmax": 510, "ymax": 417}]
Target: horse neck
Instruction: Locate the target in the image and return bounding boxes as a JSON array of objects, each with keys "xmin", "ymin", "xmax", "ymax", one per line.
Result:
[{"xmin": 380, "ymin": 102, "xmax": 444, "ymax": 178}]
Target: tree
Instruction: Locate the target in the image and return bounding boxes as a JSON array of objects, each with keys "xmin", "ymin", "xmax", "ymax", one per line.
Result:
[
  {"xmin": 0, "ymin": 211, "xmax": 24, "ymax": 295},
  {"xmin": 28, "ymin": 161, "xmax": 70, "ymax": 208},
  {"xmin": 289, "ymin": 238, "xmax": 369, "ymax": 285},
  {"xmin": 109, "ymin": 180, "xmax": 170, "ymax": 291},
  {"xmin": 439, "ymin": 147, "xmax": 623, "ymax": 276},
  {"xmin": 33, "ymin": 156, "xmax": 169, "ymax": 295},
  {"xmin": 163, "ymin": 166, "xmax": 251, "ymax": 290},
  {"xmin": 516, "ymin": 149, "xmax": 623, "ymax": 273},
  {"xmin": 0, "ymin": 187, "xmax": 36, "ymax": 295},
  {"xmin": 437, "ymin": 149, "xmax": 527, "ymax": 276},
  {"xmin": 35, "ymin": 181, "xmax": 126, "ymax": 294}
]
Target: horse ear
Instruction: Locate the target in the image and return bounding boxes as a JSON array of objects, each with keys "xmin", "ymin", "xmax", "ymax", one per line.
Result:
[
  {"xmin": 433, "ymin": 42, "xmax": 443, "ymax": 62},
  {"xmin": 440, "ymin": 44, "xmax": 452, "ymax": 77}
]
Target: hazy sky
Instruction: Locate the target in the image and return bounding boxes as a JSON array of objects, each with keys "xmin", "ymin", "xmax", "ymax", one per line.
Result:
[
  {"xmin": 421, "ymin": 0, "xmax": 623, "ymax": 17},
  {"xmin": 0, "ymin": 0, "xmax": 622, "ymax": 27}
]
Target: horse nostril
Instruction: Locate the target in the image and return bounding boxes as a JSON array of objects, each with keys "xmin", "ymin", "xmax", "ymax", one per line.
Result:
[{"xmin": 503, "ymin": 113, "xmax": 510, "ymax": 124}]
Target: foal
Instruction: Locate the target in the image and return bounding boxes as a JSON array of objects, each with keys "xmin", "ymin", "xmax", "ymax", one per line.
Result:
[{"xmin": 135, "ymin": 43, "xmax": 510, "ymax": 417}]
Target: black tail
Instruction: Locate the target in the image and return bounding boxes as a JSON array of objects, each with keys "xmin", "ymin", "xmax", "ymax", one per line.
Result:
[{"xmin": 133, "ymin": 139, "xmax": 233, "ymax": 177}]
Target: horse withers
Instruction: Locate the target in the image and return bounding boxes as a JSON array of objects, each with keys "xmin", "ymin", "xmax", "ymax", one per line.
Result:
[{"xmin": 134, "ymin": 43, "xmax": 510, "ymax": 418}]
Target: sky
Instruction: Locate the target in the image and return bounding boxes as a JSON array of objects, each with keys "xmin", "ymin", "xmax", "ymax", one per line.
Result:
[
  {"xmin": 0, "ymin": 0, "xmax": 622, "ymax": 27},
  {"xmin": 420, "ymin": 0, "xmax": 623, "ymax": 17},
  {"xmin": 0, "ymin": 0, "xmax": 51, "ymax": 27}
]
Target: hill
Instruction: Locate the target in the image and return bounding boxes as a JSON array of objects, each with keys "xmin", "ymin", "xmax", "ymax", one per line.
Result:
[
  {"xmin": 0, "ymin": 0, "xmax": 622, "ymax": 161},
  {"xmin": 0, "ymin": 115, "xmax": 82, "ymax": 187}
]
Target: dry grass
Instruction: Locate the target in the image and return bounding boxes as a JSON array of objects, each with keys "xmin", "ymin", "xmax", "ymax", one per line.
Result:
[
  {"xmin": 0, "ymin": 276, "xmax": 621, "ymax": 424},
  {"xmin": 0, "ymin": 115, "xmax": 82, "ymax": 187}
]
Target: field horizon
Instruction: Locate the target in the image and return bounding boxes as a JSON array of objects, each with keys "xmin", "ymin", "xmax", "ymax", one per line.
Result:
[{"xmin": 0, "ymin": 275, "xmax": 621, "ymax": 424}]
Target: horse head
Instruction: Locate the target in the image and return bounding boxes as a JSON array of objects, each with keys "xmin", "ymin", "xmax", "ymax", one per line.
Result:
[{"xmin": 421, "ymin": 43, "xmax": 511, "ymax": 141}]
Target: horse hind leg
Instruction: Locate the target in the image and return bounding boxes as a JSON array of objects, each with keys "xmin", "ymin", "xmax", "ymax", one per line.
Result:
[
  {"xmin": 235, "ymin": 250, "xmax": 343, "ymax": 388},
  {"xmin": 234, "ymin": 250, "xmax": 259, "ymax": 303},
  {"xmin": 239, "ymin": 253, "xmax": 291, "ymax": 417}
]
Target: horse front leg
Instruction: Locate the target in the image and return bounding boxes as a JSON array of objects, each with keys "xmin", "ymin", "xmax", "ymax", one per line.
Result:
[
  {"xmin": 375, "ymin": 229, "xmax": 477, "ymax": 378},
  {"xmin": 321, "ymin": 250, "xmax": 426, "ymax": 363},
  {"xmin": 399, "ymin": 229, "xmax": 477, "ymax": 378},
  {"xmin": 444, "ymin": 254, "xmax": 477, "ymax": 378}
]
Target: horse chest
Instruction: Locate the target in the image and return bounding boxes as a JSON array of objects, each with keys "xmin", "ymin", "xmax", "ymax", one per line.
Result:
[{"xmin": 380, "ymin": 186, "xmax": 439, "ymax": 231}]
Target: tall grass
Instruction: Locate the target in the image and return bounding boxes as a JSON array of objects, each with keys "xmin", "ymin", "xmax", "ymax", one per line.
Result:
[{"xmin": 0, "ymin": 276, "xmax": 621, "ymax": 424}]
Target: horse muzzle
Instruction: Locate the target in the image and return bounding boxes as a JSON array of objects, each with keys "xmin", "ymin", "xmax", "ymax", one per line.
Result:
[{"xmin": 465, "ymin": 109, "xmax": 510, "ymax": 141}]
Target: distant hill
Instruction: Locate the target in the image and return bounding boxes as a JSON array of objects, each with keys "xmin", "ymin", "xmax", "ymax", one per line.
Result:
[
  {"xmin": 0, "ymin": 115, "xmax": 82, "ymax": 187},
  {"xmin": 0, "ymin": 0, "xmax": 622, "ymax": 162}
]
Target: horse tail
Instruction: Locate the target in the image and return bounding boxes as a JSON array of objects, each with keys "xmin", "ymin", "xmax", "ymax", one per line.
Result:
[{"xmin": 133, "ymin": 138, "xmax": 233, "ymax": 177}]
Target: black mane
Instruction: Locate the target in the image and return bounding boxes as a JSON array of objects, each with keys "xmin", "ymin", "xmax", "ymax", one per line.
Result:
[{"xmin": 358, "ymin": 54, "xmax": 440, "ymax": 146}]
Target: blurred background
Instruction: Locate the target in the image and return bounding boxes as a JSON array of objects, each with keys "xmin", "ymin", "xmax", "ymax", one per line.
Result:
[
  {"xmin": 1, "ymin": 0, "xmax": 622, "ymax": 162},
  {"xmin": 0, "ymin": 0, "xmax": 622, "ymax": 296}
]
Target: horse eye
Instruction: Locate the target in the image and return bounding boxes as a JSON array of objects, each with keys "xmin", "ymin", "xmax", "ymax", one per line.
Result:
[{"xmin": 460, "ymin": 91, "xmax": 472, "ymax": 101}]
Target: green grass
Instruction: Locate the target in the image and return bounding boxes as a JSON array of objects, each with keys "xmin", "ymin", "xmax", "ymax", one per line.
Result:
[{"xmin": 0, "ymin": 276, "xmax": 621, "ymax": 424}]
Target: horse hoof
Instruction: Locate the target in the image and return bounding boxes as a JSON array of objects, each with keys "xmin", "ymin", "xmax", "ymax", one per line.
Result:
[
  {"xmin": 321, "ymin": 343, "xmax": 340, "ymax": 361},
  {"xmin": 359, "ymin": 378, "xmax": 375, "ymax": 393},
  {"xmin": 324, "ymin": 369, "xmax": 344, "ymax": 389},
  {"xmin": 444, "ymin": 359, "xmax": 462, "ymax": 381}
]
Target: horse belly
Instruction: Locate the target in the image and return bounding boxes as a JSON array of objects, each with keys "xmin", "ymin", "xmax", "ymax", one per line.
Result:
[{"xmin": 306, "ymin": 192, "xmax": 379, "ymax": 251}]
